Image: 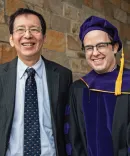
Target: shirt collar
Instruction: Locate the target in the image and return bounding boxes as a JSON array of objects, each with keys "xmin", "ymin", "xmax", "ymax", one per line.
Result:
[
  {"xmin": 31, "ymin": 56, "xmax": 43, "ymax": 78},
  {"xmin": 17, "ymin": 56, "xmax": 43, "ymax": 79}
]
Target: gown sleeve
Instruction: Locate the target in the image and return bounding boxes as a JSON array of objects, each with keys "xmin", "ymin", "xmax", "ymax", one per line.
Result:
[{"xmin": 64, "ymin": 81, "xmax": 88, "ymax": 156}]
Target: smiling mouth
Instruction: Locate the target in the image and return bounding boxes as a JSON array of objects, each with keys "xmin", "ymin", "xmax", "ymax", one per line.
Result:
[
  {"xmin": 93, "ymin": 58, "xmax": 104, "ymax": 62},
  {"xmin": 21, "ymin": 43, "xmax": 35, "ymax": 46}
]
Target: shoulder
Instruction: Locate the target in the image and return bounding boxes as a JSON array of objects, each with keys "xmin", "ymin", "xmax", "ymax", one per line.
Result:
[
  {"xmin": 71, "ymin": 79, "xmax": 88, "ymax": 89},
  {"xmin": 0, "ymin": 57, "xmax": 17, "ymax": 74},
  {"xmin": 0, "ymin": 62, "xmax": 10, "ymax": 73},
  {"xmin": 69, "ymin": 79, "xmax": 88, "ymax": 97},
  {"xmin": 43, "ymin": 56, "xmax": 72, "ymax": 75},
  {"xmin": 122, "ymin": 67, "xmax": 130, "ymax": 81},
  {"xmin": 123, "ymin": 67, "xmax": 130, "ymax": 74},
  {"xmin": 52, "ymin": 61, "xmax": 72, "ymax": 74}
]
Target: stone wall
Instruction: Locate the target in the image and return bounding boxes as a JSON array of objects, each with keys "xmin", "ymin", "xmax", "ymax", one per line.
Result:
[{"xmin": 0, "ymin": 0, "xmax": 130, "ymax": 80}]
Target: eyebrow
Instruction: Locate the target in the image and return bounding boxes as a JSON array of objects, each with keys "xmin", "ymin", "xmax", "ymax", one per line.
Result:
[
  {"xmin": 84, "ymin": 42, "xmax": 111, "ymax": 47},
  {"xmin": 84, "ymin": 45, "xmax": 93, "ymax": 47},
  {"xmin": 14, "ymin": 24, "xmax": 40, "ymax": 28}
]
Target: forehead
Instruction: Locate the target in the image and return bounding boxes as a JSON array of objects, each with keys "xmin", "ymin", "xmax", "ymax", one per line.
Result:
[
  {"xmin": 83, "ymin": 30, "xmax": 110, "ymax": 45},
  {"xmin": 13, "ymin": 14, "xmax": 41, "ymax": 27}
]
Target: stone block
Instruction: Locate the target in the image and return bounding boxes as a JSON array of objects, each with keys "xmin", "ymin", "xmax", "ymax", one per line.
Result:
[
  {"xmin": 0, "ymin": 0, "xmax": 5, "ymax": 23},
  {"xmin": 23, "ymin": 0, "xmax": 44, "ymax": 7},
  {"xmin": 104, "ymin": 1, "xmax": 114, "ymax": 17},
  {"xmin": 0, "ymin": 43, "xmax": 17, "ymax": 64},
  {"xmin": 120, "ymin": 23, "xmax": 130, "ymax": 40},
  {"xmin": 51, "ymin": 14, "xmax": 71, "ymax": 33},
  {"xmin": 126, "ymin": 25, "xmax": 130, "ymax": 40},
  {"xmin": 67, "ymin": 35, "xmax": 81, "ymax": 51},
  {"xmin": 128, "ymin": 14, "xmax": 130, "ymax": 24},
  {"xmin": 43, "ymin": 29, "xmax": 66, "ymax": 52},
  {"xmin": 0, "ymin": 24, "xmax": 9, "ymax": 42},
  {"xmin": 114, "ymin": 8, "xmax": 127, "ymax": 23},
  {"xmin": 121, "ymin": 0, "xmax": 130, "ymax": 14},
  {"xmin": 82, "ymin": 5, "xmax": 105, "ymax": 20},
  {"xmin": 0, "ymin": 8, "xmax": 5, "ymax": 23},
  {"xmin": 70, "ymin": 21, "xmax": 80, "ymax": 35},
  {"xmin": 69, "ymin": 58, "xmax": 90, "ymax": 73},
  {"xmin": 62, "ymin": 0, "xmax": 83, "ymax": 8},
  {"xmin": 109, "ymin": 0, "xmax": 121, "ymax": 8},
  {"xmin": 84, "ymin": 0, "xmax": 93, "ymax": 8},
  {"xmin": 66, "ymin": 49, "xmax": 82, "ymax": 58},
  {"xmin": 123, "ymin": 40, "xmax": 130, "ymax": 68},
  {"xmin": 119, "ymin": 23, "xmax": 127, "ymax": 40},
  {"xmin": 5, "ymin": 0, "xmax": 25, "ymax": 16},
  {"xmin": 77, "ymin": 9, "xmax": 86, "ymax": 23},
  {"xmin": 69, "ymin": 58, "xmax": 82, "ymax": 73},
  {"xmin": 43, "ymin": 0, "xmax": 63, "ymax": 16},
  {"xmin": 24, "ymin": 2, "xmax": 34, "ymax": 10},
  {"xmin": 63, "ymin": 3, "xmax": 78, "ymax": 20},
  {"xmin": 93, "ymin": 0, "xmax": 104, "ymax": 13},
  {"xmin": 34, "ymin": 6, "xmax": 51, "ymax": 28},
  {"xmin": 42, "ymin": 48, "xmax": 70, "ymax": 69},
  {"xmin": 80, "ymin": 59, "xmax": 91, "ymax": 73},
  {"xmin": 82, "ymin": 5, "xmax": 94, "ymax": 19}
]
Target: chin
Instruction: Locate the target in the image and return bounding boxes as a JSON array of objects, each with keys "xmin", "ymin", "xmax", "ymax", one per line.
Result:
[
  {"xmin": 23, "ymin": 51, "xmax": 38, "ymax": 56},
  {"xmin": 93, "ymin": 66, "xmax": 107, "ymax": 74}
]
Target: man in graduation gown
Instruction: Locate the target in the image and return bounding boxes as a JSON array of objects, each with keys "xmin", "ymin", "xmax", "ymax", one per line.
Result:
[{"xmin": 64, "ymin": 16, "xmax": 130, "ymax": 156}]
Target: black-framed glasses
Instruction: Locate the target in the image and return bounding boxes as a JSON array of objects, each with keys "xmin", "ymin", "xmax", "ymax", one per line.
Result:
[{"xmin": 84, "ymin": 42, "xmax": 113, "ymax": 53}]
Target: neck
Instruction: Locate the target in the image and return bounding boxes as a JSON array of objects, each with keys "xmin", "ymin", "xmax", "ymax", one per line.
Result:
[{"xmin": 18, "ymin": 55, "xmax": 40, "ymax": 67}]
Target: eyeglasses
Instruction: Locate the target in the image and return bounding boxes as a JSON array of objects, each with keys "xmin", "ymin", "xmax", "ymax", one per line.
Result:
[
  {"xmin": 13, "ymin": 26, "xmax": 42, "ymax": 35},
  {"xmin": 84, "ymin": 42, "xmax": 113, "ymax": 53}
]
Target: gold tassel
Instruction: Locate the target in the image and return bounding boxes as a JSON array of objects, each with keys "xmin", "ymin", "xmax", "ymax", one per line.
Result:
[{"xmin": 115, "ymin": 47, "xmax": 124, "ymax": 95}]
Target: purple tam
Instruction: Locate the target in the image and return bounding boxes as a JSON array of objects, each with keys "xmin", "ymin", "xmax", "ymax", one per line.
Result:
[{"xmin": 79, "ymin": 16, "xmax": 122, "ymax": 52}]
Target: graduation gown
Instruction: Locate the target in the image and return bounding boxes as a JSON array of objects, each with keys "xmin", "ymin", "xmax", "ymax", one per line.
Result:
[{"xmin": 64, "ymin": 67, "xmax": 130, "ymax": 156}]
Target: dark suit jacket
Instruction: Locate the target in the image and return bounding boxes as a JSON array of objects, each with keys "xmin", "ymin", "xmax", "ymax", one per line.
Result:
[{"xmin": 0, "ymin": 56, "xmax": 72, "ymax": 156}]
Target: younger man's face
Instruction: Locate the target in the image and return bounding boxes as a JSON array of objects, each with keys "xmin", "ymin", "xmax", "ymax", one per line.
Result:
[{"xmin": 83, "ymin": 30, "xmax": 118, "ymax": 74}]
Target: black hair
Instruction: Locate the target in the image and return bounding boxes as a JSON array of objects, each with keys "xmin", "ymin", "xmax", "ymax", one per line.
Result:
[{"xmin": 9, "ymin": 8, "xmax": 46, "ymax": 35}]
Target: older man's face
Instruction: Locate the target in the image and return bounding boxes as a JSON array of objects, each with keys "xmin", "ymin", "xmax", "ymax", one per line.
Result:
[
  {"xmin": 83, "ymin": 30, "xmax": 118, "ymax": 74},
  {"xmin": 9, "ymin": 14, "xmax": 45, "ymax": 63}
]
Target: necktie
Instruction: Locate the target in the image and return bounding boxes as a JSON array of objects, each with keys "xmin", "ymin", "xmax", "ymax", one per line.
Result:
[{"xmin": 24, "ymin": 68, "xmax": 41, "ymax": 156}]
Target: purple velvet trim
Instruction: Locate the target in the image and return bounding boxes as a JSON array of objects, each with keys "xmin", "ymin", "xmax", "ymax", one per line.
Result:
[
  {"xmin": 65, "ymin": 105, "xmax": 70, "ymax": 115},
  {"xmin": 82, "ymin": 88, "xmax": 115, "ymax": 156},
  {"xmin": 82, "ymin": 68, "xmax": 130, "ymax": 93},
  {"xmin": 66, "ymin": 143, "xmax": 72, "ymax": 155},
  {"xmin": 64, "ymin": 122, "xmax": 70, "ymax": 134},
  {"xmin": 128, "ymin": 147, "xmax": 130, "ymax": 153}
]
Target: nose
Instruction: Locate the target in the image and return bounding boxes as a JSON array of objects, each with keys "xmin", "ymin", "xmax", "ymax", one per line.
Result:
[
  {"xmin": 92, "ymin": 46, "xmax": 100, "ymax": 56},
  {"xmin": 24, "ymin": 29, "xmax": 32, "ymax": 38}
]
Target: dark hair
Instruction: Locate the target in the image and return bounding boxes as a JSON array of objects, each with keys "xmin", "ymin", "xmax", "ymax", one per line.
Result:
[{"xmin": 9, "ymin": 8, "xmax": 46, "ymax": 35}]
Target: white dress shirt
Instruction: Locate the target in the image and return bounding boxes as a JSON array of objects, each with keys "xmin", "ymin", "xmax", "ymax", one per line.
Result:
[{"xmin": 6, "ymin": 57, "xmax": 56, "ymax": 156}]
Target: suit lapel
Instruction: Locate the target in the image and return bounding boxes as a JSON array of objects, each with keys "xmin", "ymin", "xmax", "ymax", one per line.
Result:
[
  {"xmin": 0, "ymin": 58, "xmax": 17, "ymax": 119},
  {"xmin": 42, "ymin": 56, "xmax": 59, "ymax": 120},
  {"xmin": 43, "ymin": 57, "xmax": 59, "ymax": 155}
]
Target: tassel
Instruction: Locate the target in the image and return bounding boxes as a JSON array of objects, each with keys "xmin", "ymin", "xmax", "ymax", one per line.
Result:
[{"xmin": 115, "ymin": 47, "xmax": 124, "ymax": 95}]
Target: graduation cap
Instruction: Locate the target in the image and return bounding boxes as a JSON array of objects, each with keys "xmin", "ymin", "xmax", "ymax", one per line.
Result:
[{"xmin": 79, "ymin": 16, "xmax": 124, "ymax": 95}]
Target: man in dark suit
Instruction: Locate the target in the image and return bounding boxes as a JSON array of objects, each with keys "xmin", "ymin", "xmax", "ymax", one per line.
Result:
[{"xmin": 0, "ymin": 8, "xmax": 72, "ymax": 156}]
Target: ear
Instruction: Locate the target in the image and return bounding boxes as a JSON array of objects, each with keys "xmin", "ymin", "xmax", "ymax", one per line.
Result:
[
  {"xmin": 42, "ymin": 35, "xmax": 46, "ymax": 43},
  {"xmin": 113, "ymin": 43, "xmax": 119, "ymax": 54},
  {"xmin": 9, "ymin": 35, "xmax": 14, "ymax": 47}
]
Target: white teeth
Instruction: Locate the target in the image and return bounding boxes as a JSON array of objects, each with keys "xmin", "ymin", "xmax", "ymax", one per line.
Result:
[
  {"xmin": 94, "ymin": 59, "xmax": 103, "ymax": 62},
  {"xmin": 22, "ymin": 43, "xmax": 34, "ymax": 46}
]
